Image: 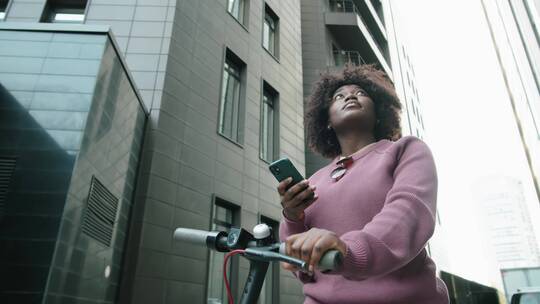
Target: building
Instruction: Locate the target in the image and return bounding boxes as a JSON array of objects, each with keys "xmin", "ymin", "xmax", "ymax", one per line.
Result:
[
  {"xmin": 0, "ymin": 23, "xmax": 147, "ymax": 304},
  {"xmin": 481, "ymin": 0, "xmax": 540, "ymax": 207},
  {"xmin": 383, "ymin": 1, "xmax": 426, "ymax": 140},
  {"xmin": 472, "ymin": 175, "xmax": 540, "ymax": 301},
  {"xmin": 473, "ymin": 176, "xmax": 540, "ymax": 270},
  {"xmin": 480, "ymin": 2, "xmax": 540, "ymax": 300},
  {"xmin": 441, "ymin": 271, "xmax": 501, "ymax": 304},
  {"xmin": 390, "ymin": 44, "xmax": 425, "ymax": 139},
  {"xmin": 1, "ymin": 0, "xmax": 305, "ymax": 303}
]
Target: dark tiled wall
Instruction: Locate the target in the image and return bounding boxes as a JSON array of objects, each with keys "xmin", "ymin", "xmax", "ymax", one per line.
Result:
[
  {"xmin": 44, "ymin": 39, "xmax": 146, "ymax": 304},
  {"xmin": 0, "ymin": 30, "xmax": 107, "ymax": 303},
  {"xmin": 122, "ymin": 0, "xmax": 306, "ymax": 303},
  {"xmin": 300, "ymin": 0, "xmax": 339, "ymax": 177}
]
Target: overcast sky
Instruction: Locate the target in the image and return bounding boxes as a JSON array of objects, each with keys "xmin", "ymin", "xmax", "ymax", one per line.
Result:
[{"xmin": 390, "ymin": 0, "xmax": 540, "ymax": 288}]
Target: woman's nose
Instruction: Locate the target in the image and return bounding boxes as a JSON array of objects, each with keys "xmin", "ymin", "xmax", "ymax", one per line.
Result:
[{"xmin": 344, "ymin": 92, "xmax": 357, "ymax": 101}]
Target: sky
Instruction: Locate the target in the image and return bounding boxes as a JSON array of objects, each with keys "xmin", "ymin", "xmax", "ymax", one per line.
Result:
[{"xmin": 390, "ymin": 0, "xmax": 540, "ymax": 289}]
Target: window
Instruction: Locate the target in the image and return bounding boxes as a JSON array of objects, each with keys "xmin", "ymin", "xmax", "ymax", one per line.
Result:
[
  {"xmin": 218, "ymin": 49, "xmax": 246, "ymax": 144},
  {"xmin": 227, "ymin": 0, "xmax": 247, "ymax": 26},
  {"xmin": 263, "ymin": 4, "xmax": 279, "ymax": 57},
  {"xmin": 207, "ymin": 198, "xmax": 240, "ymax": 304},
  {"xmin": 260, "ymin": 81, "xmax": 279, "ymax": 163},
  {"xmin": 259, "ymin": 215, "xmax": 280, "ymax": 304},
  {"xmin": 329, "ymin": 0, "xmax": 357, "ymax": 13},
  {"xmin": 0, "ymin": 0, "xmax": 8, "ymax": 20},
  {"xmin": 41, "ymin": 0, "xmax": 88, "ymax": 23},
  {"xmin": 333, "ymin": 49, "xmax": 365, "ymax": 66},
  {"xmin": 369, "ymin": 0, "xmax": 384, "ymax": 25}
]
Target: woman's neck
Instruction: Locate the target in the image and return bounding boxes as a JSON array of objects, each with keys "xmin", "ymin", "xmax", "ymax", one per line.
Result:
[{"xmin": 337, "ymin": 132, "xmax": 376, "ymax": 157}]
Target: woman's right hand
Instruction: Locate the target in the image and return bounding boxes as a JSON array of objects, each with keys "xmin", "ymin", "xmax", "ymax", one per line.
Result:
[{"xmin": 277, "ymin": 178, "xmax": 318, "ymax": 222}]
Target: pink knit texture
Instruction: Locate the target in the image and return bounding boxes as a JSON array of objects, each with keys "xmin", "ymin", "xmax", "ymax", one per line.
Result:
[{"xmin": 279, "ymin": 136, "xmax": 449, "ymax": 304}]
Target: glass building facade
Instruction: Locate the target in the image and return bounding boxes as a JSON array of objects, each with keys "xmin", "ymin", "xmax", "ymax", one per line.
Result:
[{"xmin": 0, "ymin": 25, "xmax": 147, "ymax": 303}]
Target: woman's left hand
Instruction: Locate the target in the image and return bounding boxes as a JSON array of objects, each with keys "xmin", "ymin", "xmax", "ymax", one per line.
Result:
[{"xmin": 285, "ymin": 228, "xmax": 347, "ymax": 272}]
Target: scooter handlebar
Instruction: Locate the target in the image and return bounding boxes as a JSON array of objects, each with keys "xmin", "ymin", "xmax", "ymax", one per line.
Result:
[
  {"xmin": 174, "ymin": 227, "xmax": 228, "ymax": 252},
  {"xmin": 278, "ymin": 243, "xmax": 342, "ymax": 272},
  {"xmin": 173, "ymin": 227, "xmax": 343, "ymax": 271},
  {"xmin": 173, "ymin": 228, "xmax": 209, "ymax": 246}
]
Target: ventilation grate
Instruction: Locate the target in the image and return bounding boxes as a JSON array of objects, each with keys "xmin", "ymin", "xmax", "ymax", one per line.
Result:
[
  {"xmin": 0, "ymin": 157, "xmax": 17, "ymax": 222},
  {"xmin": 82, "ymin": 176, "xmax": 118, "ymax": 247}
]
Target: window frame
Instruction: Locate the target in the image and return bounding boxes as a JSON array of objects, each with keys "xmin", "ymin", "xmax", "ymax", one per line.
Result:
[
  {"xmin": 262, "ymin": 3, "xmax": 280, "ymax": 60},
  {"xmin": 226, "ymin": 0, "xmax": 249, "ymax": 30},
  {"xmin": 207, "ymin": 196, "xmax": 241, "ymax": 304},
  {"xmin": 218, "ymin": 48, "xmax": 247, "ymax": 147},
  {"xmin": 40, "ymin": 0, "xmax": 89, "ymax": 24},
  {"xmin": 259, "ymin": 80, "xmax": 280, "ymax": 164},
  {"xmin": 258, "ymin": 214, "xmax": 280, "ymax": 304},
  {"xmin": 0, "ymin": 0, "xmax": 12, "ymax": 21}
]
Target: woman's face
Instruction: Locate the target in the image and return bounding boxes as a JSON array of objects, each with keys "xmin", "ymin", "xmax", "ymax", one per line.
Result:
[{"xmin": 328, "ymin": 84, "xmax": 376, "ymax": 133}]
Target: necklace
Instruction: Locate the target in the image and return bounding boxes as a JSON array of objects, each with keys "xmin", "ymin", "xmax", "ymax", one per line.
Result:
[{"xmin": 338, "ymin": 142, "xmax": 376, "ymax": 161}]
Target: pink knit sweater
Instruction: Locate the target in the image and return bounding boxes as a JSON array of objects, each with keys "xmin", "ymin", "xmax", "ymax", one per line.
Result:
[{"xmin": 279, "ymin": 136, "xmax": 449, "ymax": 304}]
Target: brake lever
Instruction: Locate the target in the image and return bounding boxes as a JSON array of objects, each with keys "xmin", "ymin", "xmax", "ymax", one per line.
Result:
[{"xmin": 243, "ymin": 247, "xmax": 307, "ymax": 270}]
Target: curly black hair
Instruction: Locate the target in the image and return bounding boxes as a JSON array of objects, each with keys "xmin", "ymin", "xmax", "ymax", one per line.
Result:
[{"xmin": 305, "ymin": 64, "xmax": 402, "ymax": 158}]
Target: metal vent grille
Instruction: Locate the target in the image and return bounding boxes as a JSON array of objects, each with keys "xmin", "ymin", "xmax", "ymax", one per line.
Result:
[
  {"xmin": 0, "ymin": 157, "xmax": 17, "ymax": 221},
  {"xmin": 82, "ymin": 176, "xmax": 118, "ymax": 247}
]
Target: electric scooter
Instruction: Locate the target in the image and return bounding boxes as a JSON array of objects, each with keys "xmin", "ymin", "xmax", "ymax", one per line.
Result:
[{"xmin": 173, "ymin": 223, "xmax": 343, "ymax": 304}]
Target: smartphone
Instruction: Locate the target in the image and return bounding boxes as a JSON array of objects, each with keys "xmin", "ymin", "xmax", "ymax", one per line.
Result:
[{"xmin": 268, "ymin": 158, "xmax": 304, "ymax": 187}]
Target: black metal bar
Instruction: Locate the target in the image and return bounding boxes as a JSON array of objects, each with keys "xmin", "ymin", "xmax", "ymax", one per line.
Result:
[{"xmin": 239, "ymin": 260, "xmax": 269, "ymax": 304}]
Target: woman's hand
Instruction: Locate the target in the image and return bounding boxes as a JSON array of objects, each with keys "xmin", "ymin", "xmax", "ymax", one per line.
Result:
[
  {"xmin": 284, "ymin": 228, "xmax": 347, "ymax": 272},
  {"xmin": 277, "ymin": 178, "xmax": 317, "ymax": 222}
]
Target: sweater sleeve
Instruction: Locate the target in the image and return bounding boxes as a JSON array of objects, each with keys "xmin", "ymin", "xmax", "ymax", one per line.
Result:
[
  {"xmin": 279, "ymin": 214, "xmax": 307, "ymax": 240},
  {"xmin": 337, "ymin": 138, "xmax": 438, "ymax": 280}
]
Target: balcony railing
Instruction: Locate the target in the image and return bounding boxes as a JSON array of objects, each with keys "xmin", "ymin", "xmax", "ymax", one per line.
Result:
[
  {"xmin": 333, "ymin": 50, "xmax": 366, "ymax": 66},
  {"xmin": 329, "ymin": 0, "xmax": 358, "ymax": 13},
  {"xmin": 328, "ymin": 0, "xmax": 388, "ymax": 62}
]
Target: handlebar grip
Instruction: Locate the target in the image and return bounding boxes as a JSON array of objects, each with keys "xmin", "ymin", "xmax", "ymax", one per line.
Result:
[
  {"xmin": 318, "ymin": 250, "xmax": 343, "ymax": 272},
  {"xmin": 279, "ymin": 243, "xmax": 343, "ymax": 271},
  {"xmin": 174, "ymin": 228, "xmax": 229, "ymax": 252},
  {"xmin": 174, "ymin": 228, "xmax": 209, "ymax": 246}
]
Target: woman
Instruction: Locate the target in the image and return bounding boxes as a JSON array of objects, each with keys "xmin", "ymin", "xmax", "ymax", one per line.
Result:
[{"xmin": 277, "ymin": 64, "xmax": 449, "ymax": 303}]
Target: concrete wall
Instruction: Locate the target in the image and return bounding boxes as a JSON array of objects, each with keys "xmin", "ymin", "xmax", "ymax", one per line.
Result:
[{"xmin": 300, "ymin": 0, "xmax": 334, "ymax": 177}]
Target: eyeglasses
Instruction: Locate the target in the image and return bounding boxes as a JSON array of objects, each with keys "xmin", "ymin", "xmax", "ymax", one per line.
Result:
[{"xmin": 330, "ymin": 156, "xmax": 354, "ymax": 181}]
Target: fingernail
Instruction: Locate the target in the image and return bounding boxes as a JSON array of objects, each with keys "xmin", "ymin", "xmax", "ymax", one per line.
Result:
[
  {"xmin": 311, "ymin": 186, "xmax": 316, "ymax": 190},
  {"xmin": 309, "ymin": 265, "xmax": 314, "ymax": 272}
]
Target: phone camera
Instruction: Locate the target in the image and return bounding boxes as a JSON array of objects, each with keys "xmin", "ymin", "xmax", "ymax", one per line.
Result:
[{"xmin": 274, "ymin": 167, "xmax": 280, "ymax": 173}]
